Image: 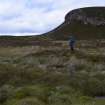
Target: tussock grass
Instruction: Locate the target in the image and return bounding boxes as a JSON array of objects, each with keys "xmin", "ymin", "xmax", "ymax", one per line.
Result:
[{"xmin": 0, "ymin": 40, "xmax": 104, "ymax": 105}]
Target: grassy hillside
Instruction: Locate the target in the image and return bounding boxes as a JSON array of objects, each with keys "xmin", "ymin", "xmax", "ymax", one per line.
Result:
[
  {"xmin": 0, "ymin": 40, "xmax": 105, "ymax": 104},
  {"xmin": 42, "ymin": 7, "xmax": 105, "ymax": 40},
  {"xmin": 44, "ymin": 21, "xmax": 105, "ymax": 40}
]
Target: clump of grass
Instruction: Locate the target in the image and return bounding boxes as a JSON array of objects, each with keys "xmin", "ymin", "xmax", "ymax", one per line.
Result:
[{"xmin": 6, "ymin": 98, "xmax": 45, "ymax": 105}]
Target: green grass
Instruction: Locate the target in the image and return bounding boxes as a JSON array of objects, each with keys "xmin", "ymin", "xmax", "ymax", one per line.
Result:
[{"xmin": 0, "ymin": 40, "xmax": 104, "ymax": 105}]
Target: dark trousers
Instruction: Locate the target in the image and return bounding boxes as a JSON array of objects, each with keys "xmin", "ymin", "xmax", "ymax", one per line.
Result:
[
  {"xmin": 70, "ymin": 44, "xmax": 74, "ymax": 51},
  {"xmin": 71, "ymin": 46, "xmax": 74, "ymax": 51}
]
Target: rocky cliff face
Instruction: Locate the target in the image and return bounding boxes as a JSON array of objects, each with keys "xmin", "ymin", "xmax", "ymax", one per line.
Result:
[
  {"xmin": 65, "ymin": 8, "xmax": 105, "ymax": 26},
  {"xmin": 44, "ymin": 7, "xmax": 105, "ymax": 40}
]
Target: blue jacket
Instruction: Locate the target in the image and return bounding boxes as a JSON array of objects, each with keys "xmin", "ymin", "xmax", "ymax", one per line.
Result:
[{"xmin": 69, "ymin": 36, "xmax": 76, "ymax": 46}]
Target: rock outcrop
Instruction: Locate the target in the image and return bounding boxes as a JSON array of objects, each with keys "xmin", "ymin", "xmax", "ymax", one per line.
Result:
[{"xmin": 65, "ymin": 8, "xmax": 105, "ymax": 26}]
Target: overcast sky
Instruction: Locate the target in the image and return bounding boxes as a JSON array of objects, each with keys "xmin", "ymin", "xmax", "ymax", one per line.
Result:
[{"xmin": 0, "ymin": 0, "xmax": 105, "ymax": 36}]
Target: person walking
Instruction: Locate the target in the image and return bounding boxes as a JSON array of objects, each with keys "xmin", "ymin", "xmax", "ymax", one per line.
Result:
[{"xmin": 69, "ymin": 36, "xmax": 76, "ymax": 51}]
